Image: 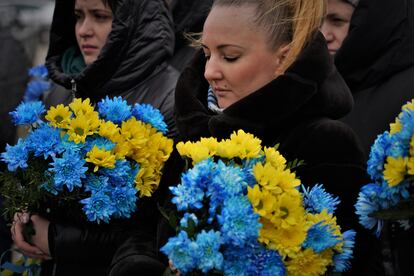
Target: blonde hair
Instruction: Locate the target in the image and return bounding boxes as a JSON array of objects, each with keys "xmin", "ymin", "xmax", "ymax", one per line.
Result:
[{"xmin": 212, "ymin": 0, "xmax": 326, "ymax": 71}]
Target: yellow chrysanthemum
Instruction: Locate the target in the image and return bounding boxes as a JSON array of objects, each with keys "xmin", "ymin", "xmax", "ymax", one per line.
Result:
[
  {"xmin": 383, "ymin": 156, "xmax": 407, "ymax": 187},
  {"xmin": 228, "ymin": 129, "xmax": 262, "ymax": 159},
  {"xmin": 389, "ymin": 119, "xmax": 402, "ymax": 134},
  {"xmin": 264, "ymin": 146, "xmax": 286, "ymax": 169},
  {"xmin": 69, "ymin": 98, "xmax": 95, "ymax": 116},
  {"xmin": 272, "ymin": 193, "xmax": 305, "ymax": 229},
  {"xmin": 45, "ymin": 104, "xmax": 72, "ymax": 128},
  {"xmin": 216, "ymin": 139, "xmax": 240, "ymax": 159},
  {"xmin": 285, "ymin": 248, "xmax": 332, "ymax": 276},
  {"xmin": 253, "ymin": 163, "xmax": 300, "ymax": 194},
  {"xmin": 82, "ymin": 110, "xmax": 101, "ymax": 132},
  {"xmin": 200, "ymin": 137, "xmax": 219, "ymax": 155},
  {"xmin": 120, "ymin": 118, "xmax": 150, "ymax": 151},
  {"xmin": 99, "ymin": 120, "xmax": 120, "ymax": 140},
  {"xmin": 86, "ymin": 146, "xmax": 116, "ymax": 172},
  {"xmin": 66, "ymin": 114, "xmax": 95, "ymax": 143},
  {"xmin": 247, "ymin": 185, "xmax": 276, "ymax": 218},
  {"xmin": 135, "ymin": 166, "xmax": 159, "ymax": 197},
  {"xmin": 407, "ymin": 157, "xmax": 414, "ymax": 175},
  {"xmin": 402, "ymin": 99, "xmax": 414, "ymax": 111}
]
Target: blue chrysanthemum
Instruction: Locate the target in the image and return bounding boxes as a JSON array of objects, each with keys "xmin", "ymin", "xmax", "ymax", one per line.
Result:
[
  {"xmin": 180, "ymin": 213, "xmax": 198, "ymax": 228},
  {"xmin": 84, "ymin": 136, "xmax": 116, "ymax": 152},
  {"xmin": 355, "ymin": 184, "xmax": 383, "ymax": 236},
  {"xmin": 333, "ymin": 230, "xmax": 356, "ymax": 272},
  {"xmin": 24, "ymin": 80, "xmax": 51, "ymax": 102},
  {"xmin": 303, "ymin": 221, "xmax": 340, "ymax": 253},
  {"xmin": 132, "ymin": 103, "xmax": 168, "ymax": 134},
  {"xmin": 49, "ymin": 150, "xmax": 88, "ymax": 192},
  {"xmin": 194, "ymin": 230, "xmax": 223, "ymax": 273},
  {"xmin": 1, "ymin": 139, "xmax": 29, "ymax": 171},
  {"xmin": 97, "ymin": 96, "xmax": 132, "ymax": 124},
  {"xmin": 217, "ymin": 196, "xmax": 261, "ymax": 247},
  {"xmin": 182, "ymin": 159, "xmax": 217, "ymax": 191},
  {"xmin": 26, "ymin": 125, "xmax": 61, "ymax": 159},
  {"xmin": 161, "ymin": 231, "xmax": 199, "ymax": 274},
  {"xmin": 170, "ymin": 182, "xmax": 205, "ymax": 211},
  {"xmin": 100, "ymin": 159, "xmax": 138, "ymax": 187},
  {"xmin": 396, "ymin": 109, "xmax": 414, "ymax": 143},
  {"xmin": 367, "ymin": 132, "xmax": 391, "ymax": 181},
  {"xmin": 302, "ymin": 184, "xmax": 340, "ymax": 214},
  {"xmin": 84, "ymin": 174, "xmax": 110, "ymax": 192},
  {"xmin": 28, "ymin": 64, "xmax": 48, "ymax": 78},
  {"xmin": 80, "ymin": 191, "xmax": 115, "ymax": 224},
  {"xmin": 56, "ymin": 134, "xmax": 84, "ymax": 154},
  {"xmin": 378, "ymin": 180, "xmax": 410, "ymax": 208},
  {"xmin": 110, "ymin": 186, "xmax": 137, "ymax": 218},
  {"xmin": 9, "ymin": 101, "xmax": 46, "ymax": 125}
]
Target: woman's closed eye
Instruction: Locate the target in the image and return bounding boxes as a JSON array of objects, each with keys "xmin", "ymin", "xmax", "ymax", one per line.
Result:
[
  {"xmin": 93, "ymin": 11, "xmax": 112, "ymax": 21},
  {"xmin": 223, "ymin": 56, "xmax": 239, "ymax": 62}
]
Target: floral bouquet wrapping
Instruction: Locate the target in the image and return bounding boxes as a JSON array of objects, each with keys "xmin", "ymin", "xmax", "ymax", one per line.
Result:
[
  {"xmin": 0, "ymin": 96, "xmax": 173, "ymax": 225},
  {"xmin": 161, "ymin": 130, "xmax": 356, "ymax": 276},
  {"xmin": 356, "ymin": 100, "xmax": 414, "ymax": 236}
]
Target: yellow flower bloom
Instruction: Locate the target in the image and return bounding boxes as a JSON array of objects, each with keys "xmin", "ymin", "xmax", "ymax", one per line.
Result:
[
  {"xmin": 272, "ymin": 193, "xmax": 305, "ymax": 229},
  {"xmin": 69, "ymin": 98, "xmax": 95, "ymax": 116},
  {"xmin": 86, "ymin": 146, "xmax": 116, "ymax": 172},
  {"xmin": 66, "ymin": 114, "xmax": 95, "ymax": 143},
  {"xmin": 99, "ymin": 120, "xmax": 120, "ymax": 140},
  {"xmin": 247, "ymin": 185, "xmax": 276, "ymax": 218},
  {"xmin": 407, "ymin": 157, "xmax": 414, "ymax": 175},
  {"xmin": 285, "ymin": 248, "xmax": 332, "ymax": 276},
  {"xmin": 135, "ymin": 167, "xmax": 159, "ymax": 197},
  {"xmin": 264, "ymin": 146, "xmax": 286, "ymax": 169},
  {"xmin": 200, "ymin": 137, "xmax": 219, "ymax": 155},
  {"xmin": 402, "ymin": 99, "xmax": 414, "ymax": 111},
  {"xmin": 229, "ymin": 129, "xmax": 262, "ymax": 159},
  {"xmin": 253, "ymin": 163, "xmax": 300, "ymax": 193},
  {"xmin": 45, "ymin": 104, "xmax": 72, "ymax": 128},
  {"xmin": 389, "ymin": 119, "xmax": 402, "ymax": 134},
  {"xmin": 383, "ymin": 156, "xmax": 407, "ymax": 187},
  {"xmin": 120, "ymin": 118, "xmax": 150, "ymax": 151}
]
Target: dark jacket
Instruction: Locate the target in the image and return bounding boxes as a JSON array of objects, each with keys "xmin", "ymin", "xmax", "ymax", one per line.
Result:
[
  {"xmin": 41, "ymin": 0, "xmax": 179, "ymax": 275},
  {"xmin": 336, "ymin": 0, "xmax": 414, "ymax": 275},
  {"xmin": 173, "ymin": 32, "xmax": 380, "ymax": 274}
]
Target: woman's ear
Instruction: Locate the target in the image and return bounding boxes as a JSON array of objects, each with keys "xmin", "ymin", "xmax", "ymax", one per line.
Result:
[{"xmin": 274, "ymin": 44, "xmax": 291, "ymax": 77}]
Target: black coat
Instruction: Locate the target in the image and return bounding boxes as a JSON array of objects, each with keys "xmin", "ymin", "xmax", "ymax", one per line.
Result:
[
  {"xmin": 336, "ymin": 0, "xmax": 414, "ymax": 274},
  {"xmin": 173, "ymin": 32, "xmax": 380, "ymax": 274},
  {"xmin": 41, "ymin": 0, "xmax": 179, "ymax": 275}
]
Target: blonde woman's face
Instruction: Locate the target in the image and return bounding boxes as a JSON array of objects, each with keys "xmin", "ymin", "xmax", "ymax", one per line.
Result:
[
  {"xmin": 202, "ymin": 5, "xmax": 288, "ymax": 109},
  {"xmin": 75, "ymin": 0, "xmax": 113, "ymax": 65}
]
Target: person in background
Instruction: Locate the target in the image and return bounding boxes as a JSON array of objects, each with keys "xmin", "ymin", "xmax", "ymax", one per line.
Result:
[
  {"xmin": 320, "ymin": 0, "xmax": 358, "ymax": 56},
  {"xmin": 10, "ymin": 0, "xmax": 179, "ymax": 275},
  {"xmin": 170, "ymin": 0, "xmax": 377, "ymax": 273},
  {"xmin": 0, "ymin": 25, "xmax": 30, "ymax": 262},
  {"xmin": 321, "ymin": 0, "xmax": 414, "ymax": 275}
]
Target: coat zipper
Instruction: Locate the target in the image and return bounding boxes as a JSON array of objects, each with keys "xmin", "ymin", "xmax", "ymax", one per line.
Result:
[{"xmin": 70, "ymin": 78, "xmax": 77, "ymax": 100}]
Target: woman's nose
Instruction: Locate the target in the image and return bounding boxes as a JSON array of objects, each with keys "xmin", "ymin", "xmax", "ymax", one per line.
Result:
[
  {"xmin": 204, "ymin": 58, "xmax": 223, "ymax": 82},
  {"xmin": 320, "ymin": 22, "xmax": 334, "ymax": 42},
  {"xmin": 77, "ymin": 18, "xmax": 93, "ymax": 38}
]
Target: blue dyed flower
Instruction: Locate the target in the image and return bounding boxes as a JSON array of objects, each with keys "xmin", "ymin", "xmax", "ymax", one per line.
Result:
[
  {"xmin": 333, "ymin": 230, "xmax": 356, "ymax": 272},
  {"xmin": 110, "ymin": 186, "xmax": 137, "ymax": 218},
  {"xmin": 367, "ymin": 132, "xmax": 391, "ymax": 181},
  {"xmin": 80, "ymin": 191, "xmax": 115, "ymax": 223},
  {"xmin": 397, "ymin": 109, "xmax": 414, "ymax": 143},
  {"xmin": 1, "ymin": 139, "xmax": 29, "ymax": 171},
  {"xmin": 26, "ymin": 125, "xmax": 61, "ymax": 159},
  {"xmin": 303, "ymin": 221, "xmax": 340, "ymax": 253},
  {"xmin": 217, "ymin": 196, "xmax": 261, "ymax": 247},
  {"xmin": 84, "ymin": 136, "xmax": 116, "ymax": 152},
  {"xmin": 9, "ymin": 101, "xmax": 45, "ymax": 125},
  {"xmin": 100, "ymin": 159, "xmax": 138, "ymax": 187},
  {"xmin": 378, "ymin": 180, "xmax": 410, "ymax": 208},
  {"xmin": 24, "ymin": 80, "xmax": 51, "ymax": 102},
  {"xmin": 56, "ymin": 134, "xmax": 84, "ymax": 153},
  {"xmin": 194, "ymin": 230, "xmax": 223, "ymax": 273},
  {"xmin": 97, "ymin": 96, "xmax": 132, "ymax": 124},
  {"xmin": 84, "ymin": 174, "xmax": 110, "ymax": 192},
  {"xmin": 161, "ymin": 231, "xmax": 198, "ymax": 274},
  {"xmin": 180, "ymin": 213, "xmax": 198, "ymax": 228},
  {"xmin": 170, "ymin": 183, "xmax": 205, "ymax": 211},
  {"xmin": 49, "ymin": 150, "xmax": 88, "ymax": 192},
  {"xmin": 132, "ymin": 103, "xmax": 168, "ymax": 134},
  {"xmin": 28, "ymin": 64, "xmax": 48, "ymax": 78},
  {"xmin": 355, "ymin": 184, "xmax": 383, "ymax": 236},
  {"xmin": 302, "ymin": 184, "xmax": 340, "ymax": 214}
]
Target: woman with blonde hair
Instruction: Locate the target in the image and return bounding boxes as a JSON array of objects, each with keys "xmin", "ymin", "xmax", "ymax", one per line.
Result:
[{"xmin": 169, "ymin": 0, "xmax": 378, "ymax": 273}]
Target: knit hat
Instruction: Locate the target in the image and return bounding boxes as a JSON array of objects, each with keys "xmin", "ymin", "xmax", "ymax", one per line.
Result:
[{"xmin": 345, "ymin": 0, "xmax": 360, "ymax": 7}]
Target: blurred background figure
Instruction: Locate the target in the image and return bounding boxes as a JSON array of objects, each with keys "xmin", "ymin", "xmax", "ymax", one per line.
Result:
[
  {"xmin": 0, "ymin": 0, "xmax": 52, "ymax": 263},
  {"xmin": 321, "ymin": 0, "xmax": 414, "ymax": 275}
]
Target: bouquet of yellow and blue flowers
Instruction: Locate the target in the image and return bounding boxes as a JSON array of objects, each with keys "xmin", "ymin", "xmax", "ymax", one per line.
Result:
[
  {"xmin": 161, "ymin": 130, "xmax": 355, "ymax": 275},
  {"xmin": 356, "ymin": 100, "xmax": 414, "ymax": 236},
  {"xmin": 0, "ymin": 96, "xmax": 173, "ymax": 224}
]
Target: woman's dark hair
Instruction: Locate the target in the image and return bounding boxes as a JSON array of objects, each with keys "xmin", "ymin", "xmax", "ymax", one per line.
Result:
[{"xmin": 102, "ymin": 0, "xmax": 119, "ymax": 12}]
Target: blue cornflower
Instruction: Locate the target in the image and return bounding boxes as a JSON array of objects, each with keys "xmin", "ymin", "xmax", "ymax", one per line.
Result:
[
  {"xmin": 26, "ymin": 125, "xmax": 61, "ymax": 159},
  {"xmin": 84, "ymin": 136, "xmax": 116, "ymax": 152},
  {"xmin": 28, "ymin": 64, "xmax": 48, "ymax": 78},
  {"xmin": 24, "ymin": 80, "xmax": 51, "ymax": 102},
  {"xmin": 333, "ymin": 230, "xmax": 356, "ymax": 272},
  {"xmin": 303, "ymin": 221, "xmax": 340, "ymax": 253},
  {"xmin": 80, "ymin": 191, "xmax": 116, "ymax": 223},
  {"xmin": 302, "ymin": 184, "xmax": 340, "ymax": 214},
  {"xmin": 180, "ymin": 213, "xmax": 198, "ymax": 228},
  {"xmin": 194, "ymin": 230, "xmax": 223, "ymax": 273},
  {"xmin": 100, "ymin": 159, "xmax": 138, "ymax": 187},
  {"xmin": 49, "ymin": 150, "xmax": 88, "ymax": 192},
  {"xmin": 97, "ymin": 96, "xmax": 132, "ymax": 124},
  {"xmin": 161, "ymin": 231, "xmax": 199, "ymax": 274},
  {"xmin": 367, "ymin": 132, "xmax": 391, "ymax": 181},
  {"xmin": 9, "ymin": 101, "xmax": 45, "ymax": 125},
  {"xmin": 132, "ymin": 103, "xmax": 168, "ymax": 134},
  {"xmin": 355, "ymin": 184, "xmax": 383, "ymax": 236},
  {"xmin": 110, "ymin": 186, "xmax": 137, "ymax": 218},
  {"xmin": 1, "ymin": 139, "xmax": 29, "ymax": 171},
  {"xmin": 84, "ymin": 174, "xmax": 110, "ymax": 192},
  {"xmin": 217, "ymin": 196, "xmax": 261, "ymax": 247}
]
